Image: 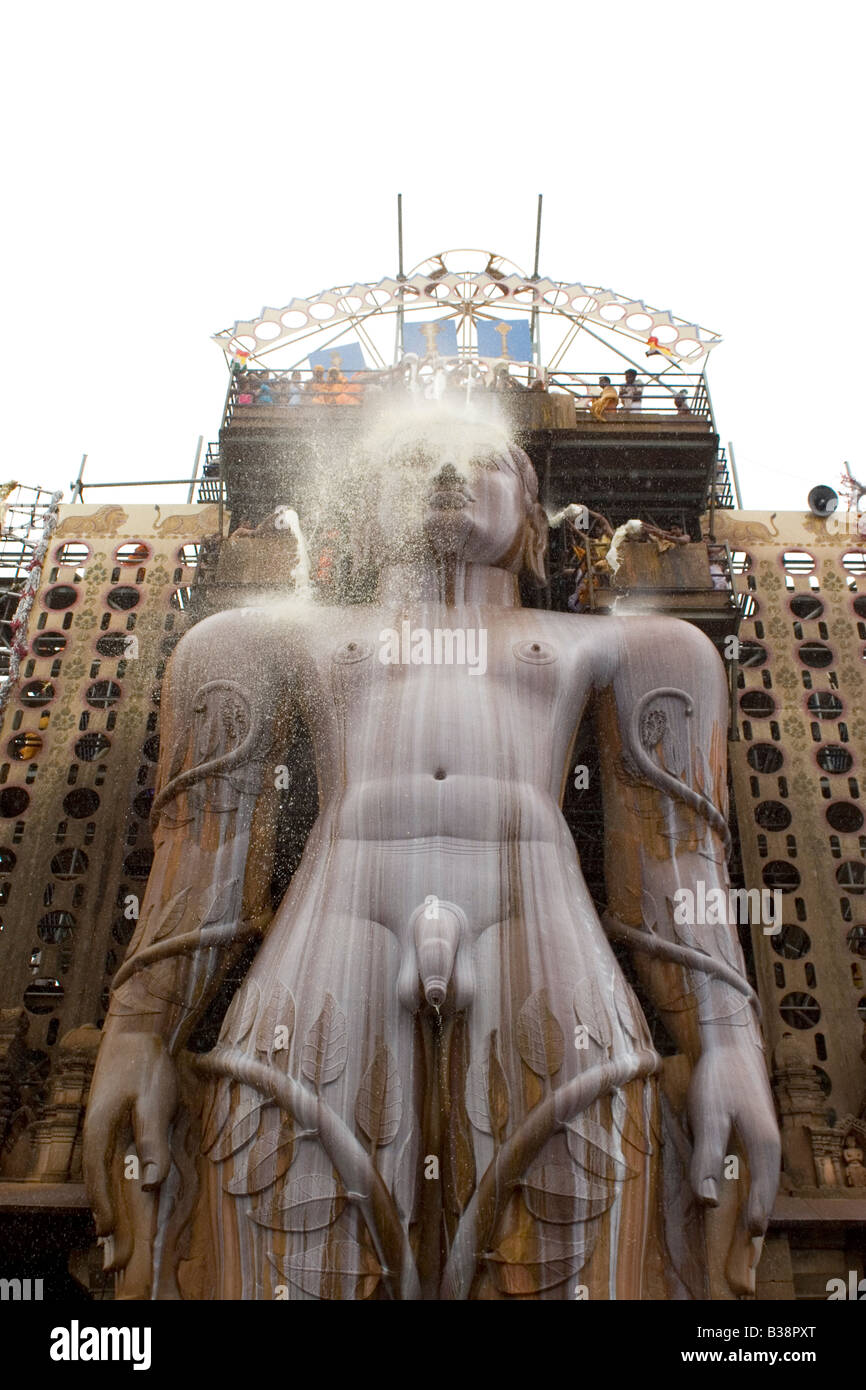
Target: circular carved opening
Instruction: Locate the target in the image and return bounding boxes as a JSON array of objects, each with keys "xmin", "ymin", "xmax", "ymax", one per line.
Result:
[
  {"xmin": 771, "ymin": 924, "xmax": 811, "ymax": 959},
  {"xmin": 779, "ymin": 992, "xmax": 821, "ymax": 1029},
  {"xmin": 817, "ymin": 744, "xmax": 853, "ymax": 774},
  {"xmin": 96, "ymin": 633, "xmax": 131, "ymax": 659},
  {"xmin": 0, "ymin": 848, "xmax": 17, "ymax": 871},
  {"xmin": 20, "ymin": 681, "xmax": 54, "ymax": 706},
  {"xmin": 31, "ymin": 633, "xmax": 66, "ymax": 657},
  {"xmin": 0, "ymin": 787, "xmax": 29, "ymax": 818},
  {"xmin": 62, "ymin": 788, "xmax": 100, "ymax": 819},
  {"xmin": 754, "ymin": 800, "xmax": 792, "ymax": 830},
  {"xmin": 798, "ymin": 642, "xmax": 834, "ymax": 669},
  {"xmin": 106, "ymin": 586, "xmax": 141, "ymax": 612},
  {"xmin": 50, "ymin": 848, "xmax": 88, "ymax": 879},
  {"xmin": 846, "ymin": 925, "xmax": 866, "ymax": 957},
  {"xmin": 55, "ymin": 543, "xmax": 90, "ymax": 566},
  {"xmin": 85, "ymin": 680, "xmax": 121, "ymax": 708},
  {"xmin": 42, "ymin": 585, "xmax": 78, "ymax": 611},
  {"xmin": 747, "ymin": 743, "xmax": 783, "ymax": 774},
  {"xmin": 123, "ymin": 849, "xmax": 154, "ymax": 880},
  {"xmin": 740, "ymin": 691, "xmax": 775, "ymax": 718},
  {"xmin": 836, "ymin": 861, "xmax": 866, "ymax": 894},
  {"xmin": 74, "ymin": 733, "xmax": 111, "ymax": 761},
  {"xmin": 807, "ymin": 692, "xmax": 843, "ymax": 719},
  {"xmin": 763, "ymin": 861, "xmax": 801, "ymax": 893},
  {"xmin": 826, "ymin": 802, "xmax": 865, "ymax": 833},
  {"xmin": 37, "ymin": 910, "xmax": 75, "ymax": 943},
  {"xmin": 132, "ymin": 789, "xmax": 154, "ymax": 820},
  {"xmin": 8, "ymin": 732, "xmax": 42, "ymax": 760},
  {"xmin": 790, "ymin": 594, "xmax": 824, "ymax": 620},
  {"xmin": 738, "ymin": 641, "xmax": 767, "ymax": 668},
  {"xmin": 114, "ymin": 542, "xmax": 150, "ymax": 564},
  {"xmin": 23, "ymin": 979, "xmax": 65, "ymax": 1014}
]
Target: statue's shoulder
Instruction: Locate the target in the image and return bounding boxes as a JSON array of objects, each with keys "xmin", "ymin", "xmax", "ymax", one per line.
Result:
[{"xmin": 166, "ymin": 605, "xmax": 315, "ymax": 690}]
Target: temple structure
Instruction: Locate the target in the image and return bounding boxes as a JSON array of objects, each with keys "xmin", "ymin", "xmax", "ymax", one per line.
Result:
[{"xmin": 0, "ymin": 250, "xmax": 863, "ymax": 1300}]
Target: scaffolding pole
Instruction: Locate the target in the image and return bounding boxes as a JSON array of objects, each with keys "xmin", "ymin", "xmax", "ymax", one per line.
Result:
[
  {"xmin": 394, "ymin": 192, "xmax": 405, "ymax": 365},
  {"xmin": 531, "ymin": 194, "xmax": 543, "ymax": 365},
  {"xmin": 187, "ymin": 436, "xmax": 203, "ymax": 504}
]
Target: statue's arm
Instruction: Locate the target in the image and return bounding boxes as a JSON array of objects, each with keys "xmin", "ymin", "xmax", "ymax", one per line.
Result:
[
  {"xmin": 595, "ymin": 617, "xmax": 779, "ymax": 1283},
  {"xmin": 83, "ymin": 608, "xmax": 293, "ymax": 1278}
]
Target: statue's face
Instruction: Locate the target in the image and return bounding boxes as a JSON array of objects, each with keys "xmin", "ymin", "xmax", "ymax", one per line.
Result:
[{"xmin": 380, "ymin": 421, "xmax": 533, "ymax": 569}]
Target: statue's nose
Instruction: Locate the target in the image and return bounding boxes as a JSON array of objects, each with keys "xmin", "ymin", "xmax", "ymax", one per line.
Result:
[{"xmin": 432, "ymin": 463, "xmax": 466, "ymax": 487}]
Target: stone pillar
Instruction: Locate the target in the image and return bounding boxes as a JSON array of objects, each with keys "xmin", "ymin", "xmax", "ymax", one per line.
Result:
[{"xmin": 28, "ymin": 1024, "xmax": 101, "ymax": 1183}]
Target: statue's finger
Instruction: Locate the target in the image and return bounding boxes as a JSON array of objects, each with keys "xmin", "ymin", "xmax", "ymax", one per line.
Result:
[
  {"xmin": 132, "ymin": 1067, "xmax": 176, "ymax": 1189},
  {"xmin": 743, "ymin": 1118, "xmax": 782, "ymax": 1235},
  {"xmin": 82, "ymin": 1094, "xmax": 121, "ymax": 1235},
  {"xmin": 688, "ymin": 1104, "xmax": 729, "ymax": 1205}
]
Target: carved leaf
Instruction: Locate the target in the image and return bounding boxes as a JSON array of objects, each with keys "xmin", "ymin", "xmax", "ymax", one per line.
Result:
[
  {"xmin": 465, "ymin": 1062, "xmax": 492, "ymax": 1135},
  {"xmin": 565, "ymin": 1117, "xmax": 639, "ymax": 1183},
  {"xmin": 485, "ymin": 1231, "xmax": 596, "ymax": 1295},
  {"xmin": 223, "ymin": 981, "xmax": 261, "ymax": 1047},
  {"xmin": 141, "ymin": 959, "xmax": 192, "ymax": 1008},
  {"xmin": 208, "ymin": 1087, "xmax": 272, "ymax": 1162},
  {"xmin": 201, "ymin": 877, "xmax": 240, "ymax": 929},
  {"xmin": 301, "ymin": 993, "xmax": 348, "ymax": 1089},
  {"xmin": 516, "ymin": 989, "xmax": 564, "ymax": 1077},
  {"xmin": 610, "ymin": 1084, "xmax": 659, "ymax": 1157},
  {"xmin": 201, "ymin": 1081, "xmax": 234, "ymax": 1153},
  {"xmin": 572, "ymin": 974, "xmax": 614, "ymax": 1053},
  {"xmin": 225, "ymin": 1118, "xmax": 295, "ymax": 1195},
  {"xmin": 521, "ymin": 1162, "xmax": 615, "ymax": 1224},
  {"xmin": 151, "ymin": 887, "xmax": 191, "ymax": 942},
  {"xmin": 268, "ymin": 1239, "xmax": 381, "ymax": 1300},
  {"xmin": 465, "ymin": 1032, "xmax": 510, "ymax": 1141},
  {"xmin": 108, "ymin": 983, "xmax": 164, "ymax": 1018},
  {"xmin": 252, "ymin": 1173, "xmax": 347, "ymax": 1233},
  {"xmin": 355, "ymin": 1041, "xmax": 402, "ymax": 1147},
  {"xmin": 255, "ymin": 983, "xmax": 296, "ymax": 1066},
  {"xmin": 614, "ymin": 988, "xmax": 641, "ymax": 1047}
]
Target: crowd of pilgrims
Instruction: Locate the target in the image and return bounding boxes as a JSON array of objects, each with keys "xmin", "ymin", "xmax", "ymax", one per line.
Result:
[{"xmin": 232, "ymin": 359, "xmax": 694, "ymax": 416}]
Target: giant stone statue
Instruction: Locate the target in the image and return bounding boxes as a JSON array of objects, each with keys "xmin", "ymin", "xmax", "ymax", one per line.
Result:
[{"xmin": 84, "ymin": 411, "xmax": 780, "ymax": 1300}]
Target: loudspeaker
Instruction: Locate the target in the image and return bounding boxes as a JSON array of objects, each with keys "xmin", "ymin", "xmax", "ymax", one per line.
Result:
[{"xmin": 808, "ymin": 485, "xmax": 839, "ymax": 517}]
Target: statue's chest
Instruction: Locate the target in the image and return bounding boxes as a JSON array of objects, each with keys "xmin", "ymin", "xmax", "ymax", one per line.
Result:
[{"xmin": 301, "ymin": 625, "xmax": 590, "ymax": 733}]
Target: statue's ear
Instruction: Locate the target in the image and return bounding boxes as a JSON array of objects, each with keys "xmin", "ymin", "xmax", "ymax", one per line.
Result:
[{"xmin": 523, "ymin": 502, "xmax": 549, "ymax": 584}]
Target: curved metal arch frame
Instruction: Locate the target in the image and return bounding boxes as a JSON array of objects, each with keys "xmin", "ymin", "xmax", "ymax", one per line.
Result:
[{"xmin": 213, "ymin": 247, "xmax": 722, "ymax": 371}]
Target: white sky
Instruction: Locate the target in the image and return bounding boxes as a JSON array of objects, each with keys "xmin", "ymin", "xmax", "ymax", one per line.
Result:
[{"xmin": 5, "ymin": 2, "xmax": 864, "ymax": 514}]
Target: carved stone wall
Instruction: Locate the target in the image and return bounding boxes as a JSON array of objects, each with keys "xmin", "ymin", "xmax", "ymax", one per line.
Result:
[
  {"xmin": 713, "ymin": 510, "xmax": 866, "ymax": 1149},
  {"xmin": 0, "ymin": 503, "xmax": 220, "ymax": 1175}
]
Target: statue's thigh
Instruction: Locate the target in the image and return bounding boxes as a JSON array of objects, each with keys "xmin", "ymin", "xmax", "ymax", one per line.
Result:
[{"xmin": 470, "ymin": 1078, "xmax": 663, "ymax": 1301}]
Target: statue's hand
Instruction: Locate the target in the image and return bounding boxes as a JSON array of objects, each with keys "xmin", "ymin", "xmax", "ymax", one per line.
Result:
[
  {"xmin": 83, "ymin": 1030, "xmax": 178, "ymax": 1287},
  {"xmin": 687, "ymin": 1037, "xmax": 781, "ymax": 1294}
]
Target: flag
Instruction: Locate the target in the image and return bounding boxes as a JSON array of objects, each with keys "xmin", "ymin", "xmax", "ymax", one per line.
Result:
[
  {"xmin": 645, "ymin": 335, "xmax": 675, "ymax": 360},
  {"xmin": 402, "ymin": 319, "xmax": 459, "ymax": 358},
  {"xmin": 309, "ymin": 342, "xmax": 367, "ymax": 373},
  {"xmin": 476, "ymin": 318, "xmax": 533, "ymax": 362}
]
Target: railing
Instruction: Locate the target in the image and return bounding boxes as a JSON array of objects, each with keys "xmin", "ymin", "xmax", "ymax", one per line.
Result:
[{"xmin": 220, "ymin": 365, "xmax": 716, "ymax": 432}]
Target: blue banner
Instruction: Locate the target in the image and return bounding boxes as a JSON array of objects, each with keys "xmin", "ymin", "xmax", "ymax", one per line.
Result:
[
  {"xmin": 402, "ymin": 319, "xmax": 459, "ymax": 358},
  {"xmin": 309, "ymin": 342, "xmax": 366, "ymax": 373},
  {"xmin": 476, "ymin": 317, "xmax": 533, "ymax": 362}
]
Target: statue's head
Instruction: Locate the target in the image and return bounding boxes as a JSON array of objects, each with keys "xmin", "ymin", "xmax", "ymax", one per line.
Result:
[{"xmin": 372, "ymin": 410, "xmax": 548, "ymax": 582}]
